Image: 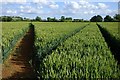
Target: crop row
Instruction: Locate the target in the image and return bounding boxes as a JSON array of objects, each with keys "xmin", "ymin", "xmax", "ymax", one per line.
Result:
[
  {"xmin": 33, "ymin": 22, "xmax": 89, "ymax": 48},
  {"xmin": 37, "ymin": 23, "xmax": 120, "ymax": 78},
  {"xmin": 2, "ymin": 22, "xmax": 29, "ymax": 61},
  {"xmin": 97, "ymin": 23, "xmax": 120, "ymax": 64},
  {"xmin": 98, "ymin": 22, "xmax": 119, "ymax": 40},
  {"xmin": 33, "ymin": 22, "xmax": 89, "ymax": 60},
  {"xmin": 1, "ymin": 22, "xmax": 120, "ymax": 78},
  {"xmin": 33, "ymin": 22, "xmax": 89, "ymax": 76}
]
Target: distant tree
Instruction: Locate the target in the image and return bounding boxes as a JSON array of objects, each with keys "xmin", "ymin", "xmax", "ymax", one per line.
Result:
[
  {"xmin": 0, "ymin": 17, "xmax": 2, "ymax": 21},
  {"xmin": 96, "ymin": 15, "xmax": 103, "ymax": 22},
  {"xmin": 90, "ymin": 15, "xmax": 103, "ymax": 22},
  {"xmin": 12, "ymin": 16, "xmax": 23, "ymax": 21},
  {"xmin": 84, "ymin": 20, "xmax": 89, "ymax": 22},
  {"xmin": 0, "ymin": 16, "xmax": 12, "ymax": 22},
  {"xmin": 1, "ymin": 16, "xmax": 6, "ymax": 21},
  {"xmin": 47, "ymin": 17, "xmax": 58, "ymax": 22},
  {"xmin": 60, "ymin": 16, "xmax": 65, "ymax": 22},
  {"xmin": 90, "ymin": 16, "xmax": 97, "ymax": 22},
  {"xmin": 35, "ymin": 16, "xmax": 41, "ymax": 21},
  {"xmin": 73, "ymin": 19, "xmax": 80, "ymax": 22},
  {"xmin": 104, "ymin": 15, "xmax": 114, "ymax": 22},
  {"xmin": 6, "ymin": 16, "xmax": 12, "ymax": 22},
  {"xmin": 23, "ymin": 17, "xmax": 31, "ymax": 21},
  {"xmin": 114, "ymin": 14, "xmax": 120, "ymax": 22},
  {"xmin": 52, "ymin": 17, "xmax": 58, "ymax": 22},
  {"xmin": 65, "ymin": 17, "xmax": 72, "ymax": 22},
  {"xmin": 47, "ymin": 17, "xmax": 51, "ymax": 22}
]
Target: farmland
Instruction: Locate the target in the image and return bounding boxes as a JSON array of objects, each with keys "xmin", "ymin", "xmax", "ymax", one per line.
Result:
[
  {"xmin": 1, "ymin": 22, "xmax": 120, "ymax": 79},
  {"xmin": 34, "ymin": 22, "xmax": 120, "ymax": 78},
  {"xmin": 2, "ymin": 22, "xmax": 29, "ymax": 61},
  {"xmin": 98, "ymin": 22, "xmax": 119, "ymax": 40},
  {"xmin": 33, "ymin": 22, "xmax": 89, "ymax": 58}
]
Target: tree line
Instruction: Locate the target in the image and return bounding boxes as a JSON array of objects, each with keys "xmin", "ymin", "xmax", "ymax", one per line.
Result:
[
  {"xmin": 90, "ymin": 14, "xmax": 120, "ymax": 22},
  {"xmin": 0, "ymin": 14, "xmax": 120, "ymax": 22}
]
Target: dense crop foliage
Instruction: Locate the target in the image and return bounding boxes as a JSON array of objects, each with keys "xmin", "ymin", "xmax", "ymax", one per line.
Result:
[
  {"xmin": 1, "ymin": 22, "xmax": 120, "ymax": 78},
  {"xmin": 33, "ymin": 22, "xmax": 88, "ymax": 45},
  {"xmin": 2, "ymin": 22, "xmax": 29, "ymax": 61},
  {"xmin": 37, "ymin": 23, "xmax": 120, "ymax": 78},
  {"xmin": 33, "ymin": 22, "xmax": 89, "ymax": 76},
  {"xmin": 98, "ymin": 22, "xmax": 119, "ymax": 40},
  {"xmin": 33, "ymin": 22, "xmax": 88, "ymax": 54},
  {"xmin": 97, "ymin": 23, "xmax": 120, "ymax": 65}
]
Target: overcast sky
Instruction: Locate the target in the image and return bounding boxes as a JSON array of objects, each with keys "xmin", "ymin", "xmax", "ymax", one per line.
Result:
[{"xmin": 0, "ymin": 0, "xmax": 119, "ymax": 20}]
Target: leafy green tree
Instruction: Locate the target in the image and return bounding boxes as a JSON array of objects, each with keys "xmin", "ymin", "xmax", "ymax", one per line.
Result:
[
  {"xmin": 60, "ymin": 16, "xmax": 65, "ymax": 22},
  {"xmin": 65, "ymin": 17, "xmax": 72, "ymax": 22},
  {"xmin": 90, "ymin": 15, "xmax": 103, "ymax": 22},
  {"xmin": 47, "ymin": 17, "xmax": 51, "ymax": 22},
  {"xmin": 96, "ymin": 15, "xmax": 103, "ymax": 22},
  {"xmin": 35, "ymin": 16, "xmax": 41, "ymax": 21},
  {"xmin": 0, "ymin": 16, "xmax": 12, "ymax": 22},
  {"xmin": 90, "ymin": 16, "xmax": 97, "ymax": 22},
  {"xmin": 47, "ymin": 17, "xmax": 58, "ymax": 22},
  {"xmin": 104, "ymin": 15, "xmax": 114, "ymax": 22},
  {"xmin": 52, "ymin": 17, "xmax": 58, "ymax": 22},
  {"xmin": 73, "ymin": 19, "xmax": 81, "ymax": 22},
  {"xmin": 23, "ymin": 17, "xmax": 31, "ymax": 21},
  {"xmin": 114, "ymin": 14, "xmax": 120, "ymax": 22},
  {"xmin": 12, "ymin": 16, "xmax": 23, "ymax": 21}
]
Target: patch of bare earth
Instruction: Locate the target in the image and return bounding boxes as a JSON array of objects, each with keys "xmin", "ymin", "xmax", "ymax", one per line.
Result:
[{"xmin": 2, "ymin": 28, "xmax": 37, "ymax": 80}]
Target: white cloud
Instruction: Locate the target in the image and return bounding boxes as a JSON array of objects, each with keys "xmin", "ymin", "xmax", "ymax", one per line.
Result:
[
  {"xmin": 0, "ymin": 0, "xmax": 26, "ymax": 2},
  {"xmin": 1, "ymin": 1, "xmax": 118, "ymax": 20},
  {"xmin": 33, "ymin": 0, "xmax": 48, "ymax": 4},
  {"xmin": 19, "ymin": 5, "xmax": 43, "ymax": 14},
  {"xmin": 1, "ymin": 0, "xmax": 119, "ymax": 3},
  {"xmin": 20, "ymin": 6, "xmax": 24, "ymax": 9},
  {"xmin": 65, "ymin": 1, "xmax": 80, "ymax": 9},
  {"xmin": 6, "ymin": 10, "xmax": 17, "ymax": 14},
  {"xmin": 84, "ymin": 11, "xmax": 88, "ymax": 14},
  {"xmin": 49, "ymin": 4, "xmax": 59, "ymax": 9},
  {"xmin": 37, "ymin": 6, "xmax": 43, "ymax": 9},
  {"xmin": 71, "ymin": 2, "xmax": 80, "ymax": 9},
  {"xmin": 32, "ymin": 1, "xmax": 59, "ymax": 9},
  {"xmin": 98, "ymin": 3, "xmax": 108, "ymax": 9}
]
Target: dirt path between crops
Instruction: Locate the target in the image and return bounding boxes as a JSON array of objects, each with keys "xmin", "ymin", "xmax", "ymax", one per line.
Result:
[{"xmin": 2, "ymin": 26, "xmax": 38, "ymax": 79}]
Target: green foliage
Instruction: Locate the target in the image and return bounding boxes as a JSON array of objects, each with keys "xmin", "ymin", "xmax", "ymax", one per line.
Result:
[
  {"xmin": 98, "ymin": 22, "xmax": 119, "ymax": 40},
  {"xmin": 33, "ymin": 22, "xmax": 120, "ymax": 78},
  {"xmin": 0, "ymin": 16, "xmax": 12, "ymax": 22},
  {"xmin": 35, "ymin": 16, "xmax": 41, "ymax": 21},
  {"xmin": 90, "ymin": 15, "xmax": 103, "ymax": 22},
  {"xmin": 104, "ymin": 15, "xmax": 114, "ymax": 22},
  {"xmin": 114, "ymin": 14, "xmax": 120, "ymax": 22},
  {"xmin": 2, "ymin": 22, "xmax": 120, "ymax": 78},
  {"xmin": 73, "ymin": 19, "xmax": 83, "ymax": 22},
  {"xmin": 60, "ymin": 16, "xmax": 65, "ymax": 22},
  {"xmin": 47, "ymin": 17, "xmax": 58, "ymax": 22},
  {"xmin": 40, "ymin": 23, "xmax": 120, "ymax": 78},
  {"xmin": 2, "ymin": 22, "xmax": 29, "ymax": 61}
]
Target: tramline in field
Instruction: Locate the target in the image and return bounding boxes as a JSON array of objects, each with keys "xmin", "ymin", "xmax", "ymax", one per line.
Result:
[
  {"xmin": 1, "ymin": 22, "xmax": 120, "ymax": 79},
  {"xmin": 33, "ymin": 22, "xmax": 89, "ymax": 53},
  {"xmin": 98, "ymin": 22, "xmax": 119, "ymax": 40},
  {"xmin": 35, "ymin": 23, "xmax": 120, "ymax": 78},
  {"xmin": 2, "ymin": 22, "xmax": 29, "ymax": 61}
]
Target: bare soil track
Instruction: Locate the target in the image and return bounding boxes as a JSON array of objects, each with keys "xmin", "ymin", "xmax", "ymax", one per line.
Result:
[{"xmin": 2, "ymin": 26, "xmax": 38, "ymax": 80}]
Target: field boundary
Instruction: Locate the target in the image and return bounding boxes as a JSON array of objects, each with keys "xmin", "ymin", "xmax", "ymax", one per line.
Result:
[{"xmin": 97, "ymin": 23, "xmax": 120, "ymax": 64}]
